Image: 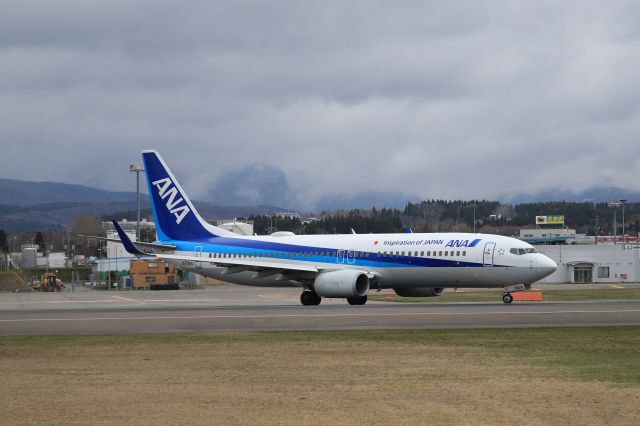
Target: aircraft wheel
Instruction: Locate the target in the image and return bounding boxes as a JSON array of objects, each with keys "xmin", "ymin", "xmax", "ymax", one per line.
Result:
[
  {"xmin": 502, "ymin": 293, "xmax": 513, "ymax": 304},
  {"xmin": 310, "ymin": 291, "xmax": 321, "ymax": 306},
  {"xmin": 301, "ymin": 291, "xmax": 321, "ymax": 306},
  {"xmin": 347, "ymin": 296, "xmax": 367, "ymax": 305}
]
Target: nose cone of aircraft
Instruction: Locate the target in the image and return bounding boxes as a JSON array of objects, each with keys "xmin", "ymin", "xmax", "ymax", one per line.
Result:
[{"xmin": 537, "ymin": 255, "xmax": 557, "ymax": 279}]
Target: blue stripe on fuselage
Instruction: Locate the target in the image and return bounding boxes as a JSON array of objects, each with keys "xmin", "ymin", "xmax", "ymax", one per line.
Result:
[
  {"xmin": 160, "ymin": 237, "xmax": 495, "ymax": 269},
  {"xmin": 468, "ymin": 238, "xmax": 482, "ymax": 248}
]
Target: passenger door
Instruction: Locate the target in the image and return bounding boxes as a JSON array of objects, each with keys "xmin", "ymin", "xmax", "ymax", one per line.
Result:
[{"xmin": 483, "ymin": 242, "xmax": 496, "ymax": 266}]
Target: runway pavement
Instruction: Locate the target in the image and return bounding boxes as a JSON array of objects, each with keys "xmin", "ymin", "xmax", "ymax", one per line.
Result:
[{"xmin": 1, "ymin": 285, "xmax": 639, "ymax": 335}]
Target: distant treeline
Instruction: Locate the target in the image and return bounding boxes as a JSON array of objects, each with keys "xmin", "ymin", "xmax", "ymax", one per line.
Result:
[
  {"xmin": 249, "ymin": 208, "xmax": 404, "ymax": 235},
  {"xmin": 248, "ymin": 200, "xmax": 640, "ymax": 236},
  {"xmin": 97, "ymin": 200, "xmax": 640, "ymax": 237}
]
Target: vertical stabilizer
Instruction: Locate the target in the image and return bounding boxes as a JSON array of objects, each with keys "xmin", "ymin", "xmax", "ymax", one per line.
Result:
[{"xmin": 142, "ymin": 150, "xmax": 234, "ymax": 241}]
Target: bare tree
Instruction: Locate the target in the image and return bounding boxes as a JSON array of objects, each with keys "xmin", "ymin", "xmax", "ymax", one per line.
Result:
[{"xmin": 71, "ymin": 214, "xmax": 105, "ymax": 257}]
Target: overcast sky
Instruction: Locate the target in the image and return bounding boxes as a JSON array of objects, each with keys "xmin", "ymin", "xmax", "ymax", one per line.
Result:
[{"xmin": 2, "ymin": 1, "xmax": 640, "ymax": 209}]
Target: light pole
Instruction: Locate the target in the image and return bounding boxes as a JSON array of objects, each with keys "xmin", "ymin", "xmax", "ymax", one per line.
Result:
[
  {"xmin": 129, "ymin": 165, "xmax": 145, "ymax": 242},
  {"xmin": 620, "ymin": 199, "xmax": 627, "ymax": 241},
  {"xmin": 609, "ymin": 201, "xmax": 621, "ymax": 244}
]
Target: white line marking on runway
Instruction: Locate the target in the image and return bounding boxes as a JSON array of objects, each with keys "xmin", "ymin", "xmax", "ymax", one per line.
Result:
[
  {"xmin": 258, "ymin": 294, "xmax": 295, "ymax": 300},
  {"xmin": 111, "ymin": 295, "xmax": 146, "ymax": 304},
  {"xmin": 0, "ymin": 298, "xmax": 223, "ymax": 305},
  {"xmin": 142, "ymin": 299, "xmax": 221, "ymax": 302},
  {"xmin": 1, "ymin": 309, "xmax": 638, "ymax": 323},
  {"xmin": 0, "ymin": 300, "xmax": 121, "ymax": 305}
]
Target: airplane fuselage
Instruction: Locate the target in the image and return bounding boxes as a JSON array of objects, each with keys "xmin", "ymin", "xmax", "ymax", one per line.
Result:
[
  {"xmin": 160, "ymin": 232, "xmax": 556, "ymax": 290},
  {"xmin": 105, "ymin": 150, "xmax": 558, "ymax": 305}
]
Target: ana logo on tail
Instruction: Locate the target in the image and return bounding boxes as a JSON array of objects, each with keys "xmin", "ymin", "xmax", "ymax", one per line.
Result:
[{"xmin": 152, "ymin": 177, "xmax": 191, "ymax": 224}]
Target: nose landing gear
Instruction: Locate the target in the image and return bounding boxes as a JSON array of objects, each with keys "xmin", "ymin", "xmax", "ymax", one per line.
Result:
[{"xmin": 502, "ymin": 284, "xmax": 527, "ymax": 304}]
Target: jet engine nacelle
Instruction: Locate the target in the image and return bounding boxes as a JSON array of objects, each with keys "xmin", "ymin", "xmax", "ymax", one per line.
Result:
[
  {"xmin": 393, "ymin": 287, "xmax": 445, "ymax": 297},
  {"xmin": 313, "ymin": 270, "xmax": 370, "ymax": 298}
]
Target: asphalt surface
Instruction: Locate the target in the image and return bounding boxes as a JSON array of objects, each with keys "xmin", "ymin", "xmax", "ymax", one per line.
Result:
[{"xmin": 1, "ymin": 285, "xmax": 639, "ymax": 335}]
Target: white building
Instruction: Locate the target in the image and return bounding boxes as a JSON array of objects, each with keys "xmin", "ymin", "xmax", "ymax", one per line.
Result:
[
  {"xmin": 520, "ymin": 228, "xmax": 576, "ymax": 244},
  {"xmin": 93, "ymin": 257, "xmax": 133, "ymax": 273},
  {"xmin": 47, "ymin": 252, "xmax": 66, "ymax": 268},
  {"xmin": 106, "ymin": 230, "xmax": 137, "ymax": 259},
  {"xmin": 537, "ymin": 244, "xmax": 639, "ymax": 284}
]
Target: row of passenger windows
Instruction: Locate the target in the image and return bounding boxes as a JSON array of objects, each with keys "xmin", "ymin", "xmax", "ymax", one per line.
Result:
[
  {"xmin": 208, "ymin": 251, "xmax": 359, "ymax": 259},
  {"xmin": 379, "ymin": 250, "xmax": 466, "ymax": 257},
  {"xmin": 206, "ymin": 250, "xmax": 466, "ymax": 259}
]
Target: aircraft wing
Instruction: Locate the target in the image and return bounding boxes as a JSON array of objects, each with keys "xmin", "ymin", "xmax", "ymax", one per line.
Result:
[
  {"xmin": 110, "ymin": 220, "xmax": 322, "ymax": 280},
  {"xmin": 159, "ymin": 253, "xmax": 319, "ymax": 273}
]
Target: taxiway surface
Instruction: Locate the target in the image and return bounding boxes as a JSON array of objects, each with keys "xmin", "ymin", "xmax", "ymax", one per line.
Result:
[{"xmin": 1, "ymin": 286, "xmax": 639, "ymax": 335}]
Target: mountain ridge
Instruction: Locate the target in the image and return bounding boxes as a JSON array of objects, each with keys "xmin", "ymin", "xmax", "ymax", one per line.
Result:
[
  {"xmin": 503, "ymin": 186, "xmax": 640, "ymax": 204},
  {"xmin": 0, "ymin": 177, "xmax": 137, "ymax": 206},
  {"xmin": 1, "ymin": 177, "xmax": 639, "ymax": 232}
]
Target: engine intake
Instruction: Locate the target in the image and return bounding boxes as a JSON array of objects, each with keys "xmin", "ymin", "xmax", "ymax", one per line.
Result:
[
  {"xmin": 393, "ymin": 287, "xmax": 445, "ymax": 297},
  {"xmin": 314, "ymin": 270, "xmax": 370, "ymax": 298}
]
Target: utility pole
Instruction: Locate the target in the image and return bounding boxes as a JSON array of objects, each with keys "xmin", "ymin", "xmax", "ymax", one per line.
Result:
[{"xmin": 129, "ymin": 165, "xmax": 145, "ymax": 242}]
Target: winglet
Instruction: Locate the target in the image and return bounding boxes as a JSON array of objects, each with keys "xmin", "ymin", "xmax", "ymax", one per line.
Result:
[{"xmin": 112, "ymin": 220, "xmax": 147, "ymax": 256}]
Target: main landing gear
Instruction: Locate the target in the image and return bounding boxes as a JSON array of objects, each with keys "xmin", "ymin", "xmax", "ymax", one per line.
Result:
[
  {"xmin": 347, "ymin": 295, "xmax": 367, "ymax": 305},
  {"xmin": 300, "ymin": 290, "xmax": 321, "ymax": 306},
  {"xmin": 299, "ymin": 292, "xmax": 368, "ymax": 306}
]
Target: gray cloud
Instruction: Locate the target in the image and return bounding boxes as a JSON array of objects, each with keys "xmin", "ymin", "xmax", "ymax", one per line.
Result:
[
  {"xmin": 207, "ymin": 163, "xmax": 295, "ymax": 208},
  {"xmin": 1, "ymin": 1, "xmax": 640, "ymax": 210}
]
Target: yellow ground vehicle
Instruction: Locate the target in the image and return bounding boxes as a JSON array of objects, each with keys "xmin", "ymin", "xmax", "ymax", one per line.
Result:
[{"xmin": 38, "ymin": 272, "xmax": 63, "ymax": 292}]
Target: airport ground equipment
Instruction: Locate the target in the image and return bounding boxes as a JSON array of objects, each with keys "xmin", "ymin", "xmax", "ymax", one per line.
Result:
[{"xmin": 37, "ymin": 272, "xmax": 63, "ymax": 292}]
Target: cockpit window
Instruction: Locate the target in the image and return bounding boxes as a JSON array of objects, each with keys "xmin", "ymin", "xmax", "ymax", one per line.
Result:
[{"xmin": 511, "ymin": 247, "xmax": 538, "ymax": 255}]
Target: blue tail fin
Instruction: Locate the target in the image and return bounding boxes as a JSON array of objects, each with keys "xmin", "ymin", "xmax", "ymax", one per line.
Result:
[{"xmin": 142, "ymin": 150, "xmax": 232, "ymax": 241}]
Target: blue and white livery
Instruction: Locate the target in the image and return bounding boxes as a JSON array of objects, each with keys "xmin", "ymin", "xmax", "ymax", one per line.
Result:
[{"xmin": 115, "ymin": 150, "xmax": 557, "ymax": 305}]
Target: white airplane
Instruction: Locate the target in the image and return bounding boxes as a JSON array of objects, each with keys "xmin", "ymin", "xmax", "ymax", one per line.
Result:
[{"xmin": 108, "ymin": 150, "xmax": 557, "ymax": 305}]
